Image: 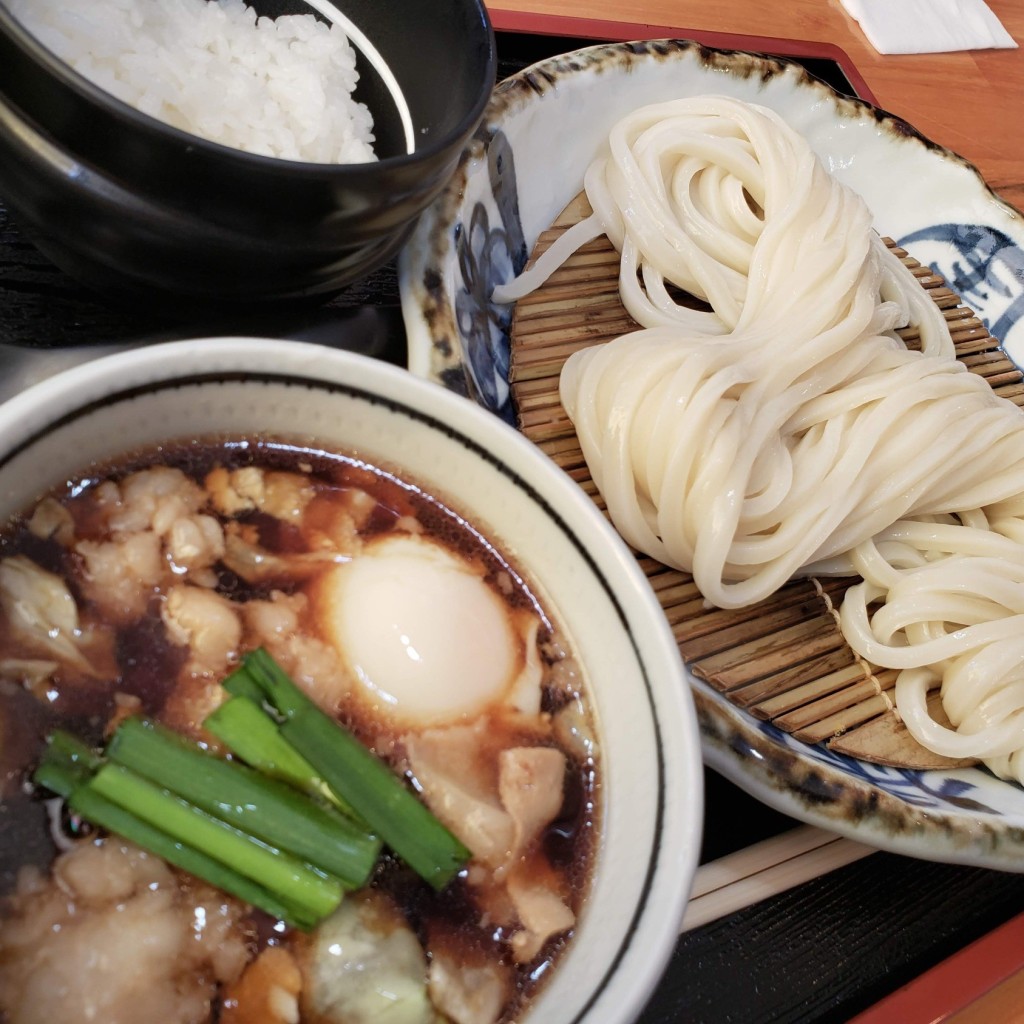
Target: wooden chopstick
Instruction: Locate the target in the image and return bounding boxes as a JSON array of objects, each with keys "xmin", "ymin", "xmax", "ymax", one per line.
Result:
[{"xmin": 682, "ymin": 825, "xmax": 874, "ymax": 932}]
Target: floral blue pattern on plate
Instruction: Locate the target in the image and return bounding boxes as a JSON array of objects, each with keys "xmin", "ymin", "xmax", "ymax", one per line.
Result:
[
  {"xmin": 900, "ymin": 223, "xmax": 1024, "ymax": 359},
  {"xmin": 451, "ymin": 129, "xmax": 526, "ymax": 421},
  {"xmin": 399, "ymin": 39, "xmax": 1024, "ymax": 869}
]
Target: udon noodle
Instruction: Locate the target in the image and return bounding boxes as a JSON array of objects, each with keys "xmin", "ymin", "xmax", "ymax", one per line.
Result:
[{"xmin": 496, "ymin": 95, "xmax": 1024, "ymax": 783}]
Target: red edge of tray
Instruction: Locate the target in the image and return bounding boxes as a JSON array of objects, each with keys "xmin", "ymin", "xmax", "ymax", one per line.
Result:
[
  {"xmin": 845, "ymin": 909, "xmax": 1024, "ymax": 1024},
  {"xmin": 487, "ymin": 7, "xmax": 879, "ymax": 106}
]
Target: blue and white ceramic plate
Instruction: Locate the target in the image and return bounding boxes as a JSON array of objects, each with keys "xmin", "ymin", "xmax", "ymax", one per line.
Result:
[{"xmin": 398, "ymin": 40, "xmax": 1024, "ymax": 869}]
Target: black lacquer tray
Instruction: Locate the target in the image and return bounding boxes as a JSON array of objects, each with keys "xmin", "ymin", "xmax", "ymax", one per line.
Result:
[{"xmin": 2, "ymin": 24, "xmax": 1024, "ymax": 1024}]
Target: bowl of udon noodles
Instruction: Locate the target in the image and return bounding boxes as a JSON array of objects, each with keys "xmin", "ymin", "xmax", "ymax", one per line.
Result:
[
  {"xmin": 0, "ymin": 0, "xmax": 495, "ymax": 311},
  {"xmin": 399, "ymin": 39, "xmax": 1024, "ymax": 870},
  {"xmin": 0, "ymin": 337, "xmax": 703, "ymax": 1024}
]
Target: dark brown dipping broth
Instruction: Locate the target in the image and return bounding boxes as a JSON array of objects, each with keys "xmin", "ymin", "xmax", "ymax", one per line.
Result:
[{"xmin": 0, "ymin": 438, "xmax": 599, "ymax": 1023}]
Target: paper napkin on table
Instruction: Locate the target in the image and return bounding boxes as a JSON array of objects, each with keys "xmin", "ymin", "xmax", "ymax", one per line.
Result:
[{"xmin": 838, "ymin": 0, "xmax": 1017, "ymax": 54}]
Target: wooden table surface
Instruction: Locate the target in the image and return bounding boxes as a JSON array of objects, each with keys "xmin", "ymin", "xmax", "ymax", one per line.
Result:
[{"xmin": 489, "ymin": 0, "xmax": 1024, "ymax": 214}]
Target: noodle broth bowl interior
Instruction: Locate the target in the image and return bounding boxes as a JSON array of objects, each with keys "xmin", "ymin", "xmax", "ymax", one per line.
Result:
[
  {"xmin": 0, "ymin": 0, "xmax": 495, "ymax": 311},
  {"xmin": 0, "ymin": 338, "xmax": 702, "ymax": 1024}
]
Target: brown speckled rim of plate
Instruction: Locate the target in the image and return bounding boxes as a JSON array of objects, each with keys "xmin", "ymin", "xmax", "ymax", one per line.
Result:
[
  {"xmin": 693, "ymin": 681, "xmax": 1024, "ymax": 866},
  {"xmin": 407, "ymin": 37, "xmax": 1010, "ymax": 396}
]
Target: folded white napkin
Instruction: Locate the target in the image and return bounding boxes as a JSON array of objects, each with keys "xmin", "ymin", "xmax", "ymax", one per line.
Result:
[{"xmin": 838, "ymin": 0, "xmax": 1017, "ymax": 54}]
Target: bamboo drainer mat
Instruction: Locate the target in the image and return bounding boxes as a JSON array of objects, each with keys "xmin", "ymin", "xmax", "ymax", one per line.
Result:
[{"xmin": 509, "ymin": 194, "xmax": 1024, "ymax": 770}]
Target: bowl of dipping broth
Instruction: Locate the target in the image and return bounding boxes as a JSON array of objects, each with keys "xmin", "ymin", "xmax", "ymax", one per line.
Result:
[
  {"xmin": 0, "ymin": 0, "xmax": 495, "ymax": 312},
  {"xmin": 0, "ymin": 337, "xmax": 702, "ymax": 1024}
]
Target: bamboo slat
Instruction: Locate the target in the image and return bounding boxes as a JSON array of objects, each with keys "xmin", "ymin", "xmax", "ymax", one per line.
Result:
[{"xmin": 509, "ymin": 198, "xmax": 1017, "ymax": 770}]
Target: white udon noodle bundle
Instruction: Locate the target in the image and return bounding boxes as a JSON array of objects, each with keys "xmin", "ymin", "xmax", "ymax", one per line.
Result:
[{"xmin": 496, "ymin": 95, "xmax": 1024, "ymax": 782}]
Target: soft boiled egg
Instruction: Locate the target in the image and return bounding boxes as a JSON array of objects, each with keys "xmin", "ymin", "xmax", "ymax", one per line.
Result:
[{"xmin": 318, "ymin": 534, "xmax": 521, "ymax": 726}]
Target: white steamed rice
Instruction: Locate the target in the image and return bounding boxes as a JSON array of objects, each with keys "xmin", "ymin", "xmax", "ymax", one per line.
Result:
[{"xmin": 6, "ymin": 0, "xmax": 377, "ymax": 164}]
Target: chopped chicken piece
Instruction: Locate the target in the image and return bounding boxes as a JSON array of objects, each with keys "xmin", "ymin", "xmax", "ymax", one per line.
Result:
[
  {"xmin": 76, "ymin": 469, "xmax": 224, "ymax": 615},
  {"xmin": 0, "ymin": 658, "xmax": 59, "ymax": 689},
  {"xmin": 258, "ymin": 470, "xmax": 316, "ymax": 522},
  {"xmin": 0, "ymin": 556, "xmax": 96, "ymax": 673},
  {"xmin": 206, "ymin": 466, "xmax": 256, "ymax": 516},
  {"xmin": 222, "ymin": 946, "xmax": 302, "ymax": 1024},
  {"xmin": 406, "ymin": 728, "xmax": 568, "ymax": 875},
  {"xmin": 301, "ymin": 488, "xmax": 380, "ymax": 556},
  {"xmin": 54, "ymin": 837, "xmax": 171, "ymax": 903},
  {"xmin": 506, "ymin": 870, "xmax": 575, "ymax": 964},
  {"xmin": 206, "ymin": 466, "xmax": 314, "ymax": 522},
  {"xmin": 0, "ymin": 840, "xmax": 251, "ymax": 1024},
  {"xmin": 222, "ymin": 531, "xmax": 344, "ymax": 584},
  {"xmin": 91, "ymin": 480, "xmax": 121, "ymax": 512},
  {"xmin": 27, "ymin": 497, "xmax": 75, "ymax": 546},
  {"xmin": 243, "ymin": 589, "xmax": 303, "ymax": 641},
  {"xmin": 392, "ymin": 514, "xmax": 424, "ymax": 535},
  {"xmin": 498, "ymin": 746, "xmax": 567, "ymax": 865},
  {"xmin": 165, "ymin": 514, "xmax": 225, "ymax": 574},
  {"xmin": 76, "ymin": 531, "xmax": 165, "ymax": 621},
  {"xmin": 273, "ymin": 633, "xmax": 350, "ymax": 712},
  {"xmin": 162, "ymin": 585, "xmax": 241, "ymax": 674},
  {"xmin": 404, "ymin": 721, "xmax": 515, "ymax": 869},
  {"xmin": 108, "ymin": 467, "xmax": 206, "ymax": 536},
  {"xmin": 305, "ymin": 509, "xmax": 364, "ymax": 558},
  {"xmin": 240, "ymin": 592, "xmax": 349, "ymax": 710},
  {"xmin": 219, "ymin": 467, "xmax": 267, "ymax": 515},
  {"xmin": 161, "ymin": 674, "xmax": 230, "ymax": 741}
]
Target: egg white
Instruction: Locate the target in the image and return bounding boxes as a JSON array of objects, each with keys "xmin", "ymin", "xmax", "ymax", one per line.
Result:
[{"xmin": 319, "ymin": 534, "xmax": 520, "ymax": 726}]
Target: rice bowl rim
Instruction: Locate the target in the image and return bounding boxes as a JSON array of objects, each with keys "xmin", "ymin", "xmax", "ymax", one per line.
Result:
[
  {"xmin": 0, "ymin": 0, "xmax": 496, "ymax": 172},
  {"xmin": 299, "ymin": 0, "xmax": 416, "ymax": 154}
]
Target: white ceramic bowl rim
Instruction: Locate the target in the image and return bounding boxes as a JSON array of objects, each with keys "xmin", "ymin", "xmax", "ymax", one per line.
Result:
[{"xmin": 0, "ymin": 337, "xmax": 704, "ymax": 1024}]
